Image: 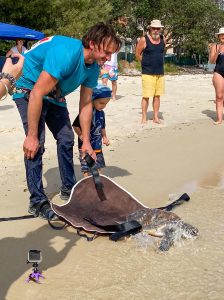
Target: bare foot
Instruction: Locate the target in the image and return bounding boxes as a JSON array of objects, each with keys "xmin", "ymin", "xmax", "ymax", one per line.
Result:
[
  {"xmin": 112, "ymin": 97, "xmax": 116, "ymax": 101},
  {"xmin": 153, "ymin": 118, "xmax": 161, "ymax": 124},
  {"xmin": 141, "ymin": 119, "xmax": 148, "ymax": 125},
  {"xmin": 213, "ymin": 121, "xmax": 222, "ymax": 125}
]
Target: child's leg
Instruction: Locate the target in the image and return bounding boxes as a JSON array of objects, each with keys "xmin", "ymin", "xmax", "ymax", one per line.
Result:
[
  {"xmin": 95, "ymin": 152, "xmax": 105, "ymax": 173},
  {"xmin": 79, "ymin": 150, "xmax": 90, "ymax": 176},
  {"xmin": 111, "ymin": 80, "xmax": 117, "ymax": 101}
]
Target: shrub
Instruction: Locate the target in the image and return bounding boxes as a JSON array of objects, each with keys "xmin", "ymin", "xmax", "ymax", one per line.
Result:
[{"xmin": 164, "ymin": 63, "xmax": 179, "ymax": 74}]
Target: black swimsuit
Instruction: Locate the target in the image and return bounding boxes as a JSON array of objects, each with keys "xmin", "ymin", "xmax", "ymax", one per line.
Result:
[{"xmin": 214, "ymin": 45, "xmax": 224, "ymax": 77}]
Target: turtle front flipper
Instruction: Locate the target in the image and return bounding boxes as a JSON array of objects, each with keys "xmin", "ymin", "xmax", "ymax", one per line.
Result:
[{"xmin": 158, "ymin": 228, "xmax": 176, "ymax": 251}]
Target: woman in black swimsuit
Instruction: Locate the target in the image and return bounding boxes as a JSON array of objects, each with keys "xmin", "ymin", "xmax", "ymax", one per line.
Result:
[{"xmin": 209, "ymin": 27, "xmax": 224, "ymax": 124}]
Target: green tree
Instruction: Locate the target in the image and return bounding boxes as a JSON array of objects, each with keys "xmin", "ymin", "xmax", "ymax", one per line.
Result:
[
  {"xmin": 0, "ymin": 0, "xmax": 54, "ymax": 32},
  {"xmin": 110, "ymin": 0, "xmax": 224, "ymax": 58},
  {"xmin": 0, "ymin": 0, "xmax": 112, "ymax": 38},
  {"xmin": 47, "ymin": 0, "xmax": 112, "ymax": 38},
  {"xmin": 161, "ymin": 0, "xmax": 224, "ymax": 56}
]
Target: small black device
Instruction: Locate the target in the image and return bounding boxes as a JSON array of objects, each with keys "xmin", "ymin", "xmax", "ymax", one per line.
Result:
[
  {"xmin": 0, "ymin": 56, "xmax": 19, "ymax": 72},
  {"xmin": 27, "ymin": 250, "xmax": 42, "ymax": 264}
]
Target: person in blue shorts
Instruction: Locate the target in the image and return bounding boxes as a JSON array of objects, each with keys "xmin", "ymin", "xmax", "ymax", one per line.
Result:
[
  {"xmin": 72, "ymin": 85, "xmax": 111, "ymax": 177},
  {"xmin": 101, "ymin": 52, "xmax": 118, "ymax": 101},
  {"xmin": 13, "ymin": 23, "xmax": 121, "ymax": 220}
]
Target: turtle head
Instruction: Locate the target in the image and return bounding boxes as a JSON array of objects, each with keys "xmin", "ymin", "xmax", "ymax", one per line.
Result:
[{"xmin": 182, "ymin": 223, "xmax": 199, "ymax": 238}]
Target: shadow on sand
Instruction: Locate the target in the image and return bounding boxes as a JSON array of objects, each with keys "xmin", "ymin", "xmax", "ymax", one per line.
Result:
[
  {"xmin": 0, "ymin": 224, "xmax": 78, "ymax": 299},
  {"xmin": 137, "ymin": 110, "xmax": 164, "ymax": 121},
  {"xmin": 147, "ymin": 111, "xmax": 164, "ymax": 121},
  {"xmin": 201, "ymin": 109, "xmax": 217, "ymax": 121},
  {"xmin": 44, "ymin": 164, "xmax": 132, "ymax": 198},
  {"xmin": 115, "ymin": 95, "xmax": 124, "ymax": 100},
  {"xmin": 0, "ymin": 104, "xmax": 14, "ymax": 111}
]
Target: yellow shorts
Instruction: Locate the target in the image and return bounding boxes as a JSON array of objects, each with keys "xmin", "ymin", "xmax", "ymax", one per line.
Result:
[{"xmin": 142, "ymin": 74, "xmax": 165, "ymax": 97}]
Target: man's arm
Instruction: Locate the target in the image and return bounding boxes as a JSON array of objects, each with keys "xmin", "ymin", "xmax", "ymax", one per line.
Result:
[
  {"xmin": 73, "ymin": 126, "xmax": 83, "ymax": 140},
  {"xmin": 135, "ymin": 37, "xmax": 146, "ymax": 62},
  {"xmin": 79, "ymin": 85, "xmax": 96, "ymax": 159},
  {"xmin": 23, "ymin": 71, "xmax": 58, "ymax": 159}
]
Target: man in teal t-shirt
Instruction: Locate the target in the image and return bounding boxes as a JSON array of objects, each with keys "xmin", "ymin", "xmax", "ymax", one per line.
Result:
[{"xmin": 14, "ymin": 23, "xmax": 121, "ymax": 220}]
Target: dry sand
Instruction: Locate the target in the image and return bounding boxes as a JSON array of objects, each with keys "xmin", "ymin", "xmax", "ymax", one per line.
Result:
[{"xmin": 1, "ymin": 74, "xmax": 224, "ymax": 300}]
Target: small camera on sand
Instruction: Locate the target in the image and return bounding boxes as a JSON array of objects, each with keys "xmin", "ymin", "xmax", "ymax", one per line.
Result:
[
  {"xmin": 26, "ymin": 250, "xmax": 44, "ymax": 283},
  {"xmin": 27, "ymin": 250, "xmax": 42, "ymax": 264}
]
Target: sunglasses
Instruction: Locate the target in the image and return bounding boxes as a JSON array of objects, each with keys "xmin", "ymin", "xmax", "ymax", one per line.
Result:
[{"xmin": 151, "ymin": 27, "xmax": 161, "ymax": 30}]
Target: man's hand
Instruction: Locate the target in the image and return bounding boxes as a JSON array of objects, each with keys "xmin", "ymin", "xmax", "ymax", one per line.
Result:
[
  {"xmin": 81, "ymin": 140, "xmax": 96, "ymax": 160},
  {"xmin": 3, "ymin": 53, "xmax": 24, "ymax": 80},
  {"xmin": 23, "ymin": 136, "xmax": 40, "ymax": 159}
]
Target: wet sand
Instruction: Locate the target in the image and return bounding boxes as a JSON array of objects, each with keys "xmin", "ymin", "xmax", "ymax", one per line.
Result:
[{"xmin": 1, "ymin": 74, "xmax": 224, "ymax": 300}]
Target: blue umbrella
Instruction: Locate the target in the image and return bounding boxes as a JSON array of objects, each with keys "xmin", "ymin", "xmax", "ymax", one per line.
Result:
[{"xmin": 0, "ymin": 22, "xmax": 45, "ymax": 41}]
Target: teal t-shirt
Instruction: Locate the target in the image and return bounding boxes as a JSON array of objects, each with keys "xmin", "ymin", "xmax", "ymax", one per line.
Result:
[{"xmin": 13, "ymin": 36, "xmax": 99, "ymax": 106}]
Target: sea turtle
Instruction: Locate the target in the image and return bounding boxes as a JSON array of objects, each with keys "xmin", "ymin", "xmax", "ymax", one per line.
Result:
[{"xmin": 127, "ymin": 208, "xmax": 199, "ymax": 251}]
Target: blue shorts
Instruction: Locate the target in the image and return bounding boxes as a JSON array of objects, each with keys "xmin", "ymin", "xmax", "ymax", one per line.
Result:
[{"xmin": 79, "ymin": 150, "xmax": 105, "ymax": 173}]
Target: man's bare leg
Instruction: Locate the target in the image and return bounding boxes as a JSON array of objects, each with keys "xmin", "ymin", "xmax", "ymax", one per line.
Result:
[
  {"xmin": 111, "ymin": 80, "xmax": 117, "ymax": 101},
  {"xmin": 141, "ymin": 97, "xmax": 149, "ymax": 124},
  {"xmin": 153, "ymin": 95, "xmax": 161, "ymax": 124}
]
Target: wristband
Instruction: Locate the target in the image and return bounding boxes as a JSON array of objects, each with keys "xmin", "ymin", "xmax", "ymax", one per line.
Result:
[
  {"xmin": 0, "ymin": 80, "xmax": 9, "ymax": 101},
  {"xmin": 0, "ymin": 72, "xmax": 16, "ymax": 95}
]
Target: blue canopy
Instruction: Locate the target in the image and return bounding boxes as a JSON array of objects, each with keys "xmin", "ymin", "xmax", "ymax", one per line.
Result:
[{"xmin": 0, "ymin": 22, "xmax": 45, "ymax": 41}]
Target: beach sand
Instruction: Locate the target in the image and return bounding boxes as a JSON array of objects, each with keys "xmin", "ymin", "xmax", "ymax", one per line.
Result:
[{"xmin": 1, "ymin": 74, "xmax": 224, "ymax": 300}]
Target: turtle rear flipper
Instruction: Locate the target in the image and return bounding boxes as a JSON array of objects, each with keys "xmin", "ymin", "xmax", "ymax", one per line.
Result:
[{"xmin": 158, "ymin": 228, "xmax": 175, "ymax": 251}]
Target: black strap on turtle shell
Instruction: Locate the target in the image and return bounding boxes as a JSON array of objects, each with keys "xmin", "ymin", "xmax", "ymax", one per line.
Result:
[
  {"xmin": 84, "ymin": 218, "xmax": 142, "ymax": 241},
  {"xmin": 109, "ymin": 220, "xmax": 142, "ymax": 241}
]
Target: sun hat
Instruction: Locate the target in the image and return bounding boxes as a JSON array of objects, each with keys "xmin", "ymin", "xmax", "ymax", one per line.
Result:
[
  {"xmin": 149, "ymin": 19, "xmax": 164, "ymax": 28},
  {"xmin": 92, "ymin": 84, "xmax": 112, "ymax": 101},
  {"xmin": 215, "ymin": 27, "xmax": 224, "ymax": 35}
]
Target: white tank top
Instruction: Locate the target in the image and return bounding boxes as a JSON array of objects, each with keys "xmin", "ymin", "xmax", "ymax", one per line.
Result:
[
  {"xmin": 105, "ymin": 52, "xmax": 118, "ymax": 68},
  {"xmin": 10, "ymin": 46, "xmax": 27, "ymax": 54}
]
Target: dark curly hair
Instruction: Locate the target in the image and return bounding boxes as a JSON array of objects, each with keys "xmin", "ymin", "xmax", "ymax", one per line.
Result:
[{"xmin": 82, "ymin": 22, "xmax": 122, "ymax": 52}]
